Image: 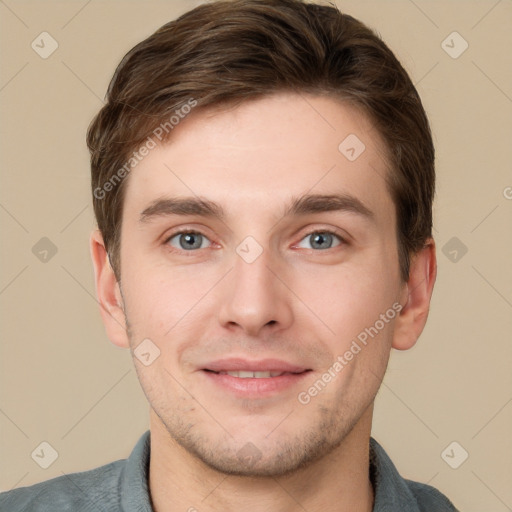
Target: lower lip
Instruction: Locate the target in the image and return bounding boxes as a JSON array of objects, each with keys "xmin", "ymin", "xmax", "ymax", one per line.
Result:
[{"xmin": 201, "ymin": 370, "xmax": 311, "ymax": 397}]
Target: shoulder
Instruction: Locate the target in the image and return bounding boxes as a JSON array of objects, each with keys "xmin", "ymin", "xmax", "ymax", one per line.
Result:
[
  {"xmin": 404, "ymin": 478, "xmax": 459, "ymax": 512},
  {"xmin": 0, "ymin": 459, "xmax": 125, "ymax": 512},
  {"xmin": 369, "ymin": 437, "xmax": 459, "ymax": 512}
]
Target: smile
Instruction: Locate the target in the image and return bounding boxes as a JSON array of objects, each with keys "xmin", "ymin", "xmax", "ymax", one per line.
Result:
[
  {"xmin": 201, "ymin": 369, "xmax": 312, "ymax": 397},
  {"xmin": 210, "ymin": 370, "xmax": 297, "ymax": 378}
]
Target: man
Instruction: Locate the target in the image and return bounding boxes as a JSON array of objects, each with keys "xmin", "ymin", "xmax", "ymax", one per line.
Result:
[{"xmin": 0, "ymin": 0, "xmax": 459, "ymax": 510}]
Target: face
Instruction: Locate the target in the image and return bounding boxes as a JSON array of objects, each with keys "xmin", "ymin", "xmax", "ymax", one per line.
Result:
[{"xmin": 114, "ymin": 93, "xmax": 408, "ymax": 476}]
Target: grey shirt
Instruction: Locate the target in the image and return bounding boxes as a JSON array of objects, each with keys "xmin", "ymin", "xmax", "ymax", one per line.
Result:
[{"xmin": 0, "ymin": 431, "xmax": 458, "ymax": 511}]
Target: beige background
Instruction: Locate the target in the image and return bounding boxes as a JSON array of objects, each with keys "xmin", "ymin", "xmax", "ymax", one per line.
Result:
[{"xmin": 1, "ymin": 1, "xmax": 511, "ymax": 510}]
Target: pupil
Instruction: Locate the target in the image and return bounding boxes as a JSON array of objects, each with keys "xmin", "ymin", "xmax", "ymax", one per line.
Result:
[
  {"xmin": 312, "ymin": 232, "xmax": 331, "ymax": 249},
  {"xmin": 181, "ymin": 233, "xmax": 201, "ymax": 249}
]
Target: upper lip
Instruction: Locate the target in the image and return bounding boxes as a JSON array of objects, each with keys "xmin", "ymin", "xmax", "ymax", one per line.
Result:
[{"xmin": 202, "ymin": 358, "xmax": 310, "ymax": 373}]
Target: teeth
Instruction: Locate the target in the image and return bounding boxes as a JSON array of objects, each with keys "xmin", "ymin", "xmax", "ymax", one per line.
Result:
[{"xmin": 218, "ymin": 370, "xmax": 285, "ymax": 378}]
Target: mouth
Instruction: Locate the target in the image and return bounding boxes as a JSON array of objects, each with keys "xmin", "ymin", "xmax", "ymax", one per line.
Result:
[
  {"xmin": 200, "ymin": 368, "xmax": 313, "ymax": 397},
  {"xmin": 201, "ymin": 357, "xmax": 311, "ymax": 374},
  {"xmin": 203, "ymin": 369, "xmax": 310, "ymax": 378}
]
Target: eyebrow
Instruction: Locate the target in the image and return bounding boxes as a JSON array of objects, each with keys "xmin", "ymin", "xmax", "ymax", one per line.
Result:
[{"xmin": 139, "ymin": 193, "xmax": 375, "ymax": 223}]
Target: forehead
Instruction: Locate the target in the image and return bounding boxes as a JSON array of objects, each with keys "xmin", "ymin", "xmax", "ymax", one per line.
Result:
[{"xmin": 123, "ymin": 92, "xmax": 395, "ymax": 226}]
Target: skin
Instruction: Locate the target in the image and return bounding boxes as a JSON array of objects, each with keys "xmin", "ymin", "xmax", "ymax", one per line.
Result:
[{"xmin": 91, "ymin": 92, "xmax": 436, "ymax": 512}]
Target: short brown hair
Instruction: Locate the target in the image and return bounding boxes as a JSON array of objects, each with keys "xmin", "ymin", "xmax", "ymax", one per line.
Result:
[{"xmin": 87, "ymin": 0, "xmax": 435, "ymax": 283}]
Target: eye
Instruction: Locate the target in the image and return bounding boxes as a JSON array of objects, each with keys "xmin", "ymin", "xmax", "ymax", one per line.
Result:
[
  {"xmin": 296, "ymin": 230, "xmax": 344, "ymax": 250},
  {"xmin": 165, "ymin": 230, "xmax": 212, "ymax": 251}
]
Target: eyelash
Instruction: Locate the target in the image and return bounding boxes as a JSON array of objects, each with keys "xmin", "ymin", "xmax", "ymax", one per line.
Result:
[{"xmin": 163, "ymin": 228, "xmax": 348, "ymax": 254}]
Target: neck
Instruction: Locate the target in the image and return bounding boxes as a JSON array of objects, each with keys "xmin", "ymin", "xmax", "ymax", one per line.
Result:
[{"xmin": 148, "ymin": 406, "xmax": 375, "ymax": 512}]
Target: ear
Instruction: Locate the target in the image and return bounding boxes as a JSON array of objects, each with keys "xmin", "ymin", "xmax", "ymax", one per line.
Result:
[
  {"xmin": 90, "ymin": 229, "xmax": 130, "ymax": 349},
  {"xmin": 392, "ymin": 238, "xmax": 437, "ymax": 351}
]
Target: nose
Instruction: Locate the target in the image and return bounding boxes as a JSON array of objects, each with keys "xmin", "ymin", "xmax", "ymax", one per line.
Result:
[{"xmin": 217, "ymin": 246, "xmax": 294, "ymax": 336}]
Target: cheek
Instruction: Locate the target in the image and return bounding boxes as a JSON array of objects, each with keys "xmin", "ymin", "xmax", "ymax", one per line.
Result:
[
  {"xmin": 134, "ymin": 360, "xmax": 197, "ymax": 418},
  {"xmin": 291, "ymin": 256, "xmax": 398, "ymax": 333},
  {"xmin": 121, "ymin": 261, "xmax": 220, "ymax": 342}
]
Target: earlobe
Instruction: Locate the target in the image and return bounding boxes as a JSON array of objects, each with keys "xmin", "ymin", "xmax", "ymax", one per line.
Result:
[
  {"xmin": 392, "ymin": 238, "xmax": 437, "ymax": 351},
  {"xmin": 90, "ymin": 230, "xmax": 130, "ymax": 349}
]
